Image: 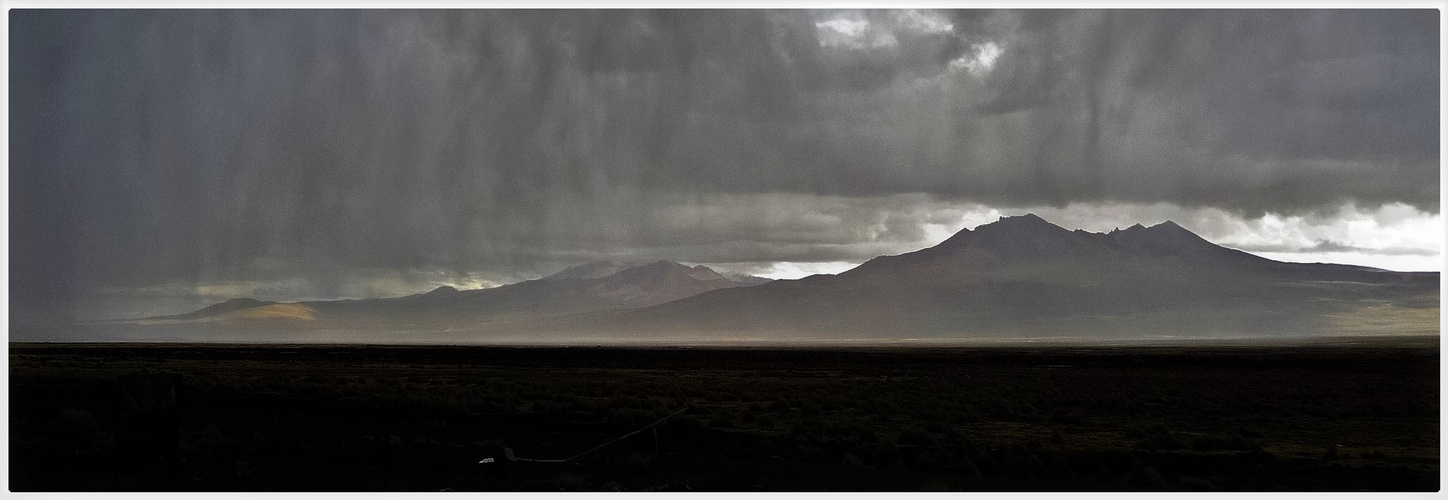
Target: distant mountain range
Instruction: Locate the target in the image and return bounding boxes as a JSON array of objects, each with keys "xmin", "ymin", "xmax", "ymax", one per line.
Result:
[
  {"xmin": 144, "ymin": 259, "xmax": 768, "ymax": 330},
  {"xmin": 82, "ymin": 214, "xmax": 1437, "ymax": 343}
]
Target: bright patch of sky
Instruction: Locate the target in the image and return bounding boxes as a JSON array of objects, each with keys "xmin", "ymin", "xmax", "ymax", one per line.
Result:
[
  {"xmin": 815, "ymin": 10, "xmax": 957, "ymax": 50},
  {"xmin": 749, "ymin": 261, "xmax": 862, "ymax": 280},
  {"xmin": 816, "ymin": 17, "xmax": 897, "ymax": 49},
  {"xmin": 950, "ymin": 42, "xmax": 1004, "ymax": 76},
  {"xmin": 924, "ymin": 202, "xmax": 1443, "ymax": 273},
  {"xmin": 1248, "ymin": 252, "xmax": 1439, "ymax": 271}
]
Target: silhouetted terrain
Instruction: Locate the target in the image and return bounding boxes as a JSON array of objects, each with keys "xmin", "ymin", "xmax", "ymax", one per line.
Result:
[
  {"xmin": 10, "ymin": 338, "xmax": 1438, "ymax": 491},
  {"xmin": 145, "ymin": 260, "xmax": 766, "ymax": 329},
  {"xmin": 42, "ymin": 214, "xmax": 1434, "ymax": 344}
]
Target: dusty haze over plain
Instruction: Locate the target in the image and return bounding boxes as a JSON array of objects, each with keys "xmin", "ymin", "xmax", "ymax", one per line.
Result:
[{"xmin": 9, "ymin": 10, "xmax": 1440, "ymax": 324}]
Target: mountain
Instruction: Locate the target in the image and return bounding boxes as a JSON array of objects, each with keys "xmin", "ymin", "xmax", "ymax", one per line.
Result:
[
  {"xmin": 158, "ymin": 260, "xmax": 770, "ymax": 329},
  {"xmin": 600, "ymin": 215, "xmax": 1438, "ymax": 340},
  {"xmin": 116, "ymin": 214, "xmax": 1435, "ymax": 343},
  {"xmin": 540, "ymin": 261, "xmax": 640, "ymax": 281}
]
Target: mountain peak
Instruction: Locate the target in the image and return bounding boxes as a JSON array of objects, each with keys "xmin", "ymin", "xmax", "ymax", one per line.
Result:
[
  {"xmin": 625, "ymin": 260, "xmax": 729, "ymax": 280},
  {"xmin": 1141, "ymin": 220, "xmax": 1203, "ymax": 241},
  {"xmin": 995, "ymin": 213, "xmax": 1051, "ymax": 225},
  {"xmin": 157, "ymin": 297, "xmax": 278, "ymax": 321},
  {"xmin": 1152, "ymin": 220, "xmax": 1187, "ymax": 231},
  {"xmin": 542, "ymin": 260, "xmax": 640, "ymax": 281},
  {"xmin": 425, "ymin": 285, "xmax": 459, "ymax": 295},
  {"xmin": 972, "ymin": 213, "xmax": 1071, "ymax": 236},
  {"xmin": 586, "ymin": 260, "xmax": 701, "ymax": 281},
  {"xmin": 624, "ymin": 260, "xmax": 687, "ymax": 274},
  {"xmin": 874, "ymin": 214, "xmax": 1256, "ymax": 273},
  {"xmin": 685, "ymin": 264, "xmax": 728, "ymax": 281},
  {"xmin": 921, "ymin": 213, "xmax": 1071, "ymax": 254},
  {"xmin": 1111, "ymin": 220, "xmax": 1189, "ymax": 236},
  {"xmin": 1111, "ymin": 219, "xmax": 1266, "ymax": 262},
  {"xmin": 909, "ymin": 212, "xmax": 1091, "ymax": 263}
]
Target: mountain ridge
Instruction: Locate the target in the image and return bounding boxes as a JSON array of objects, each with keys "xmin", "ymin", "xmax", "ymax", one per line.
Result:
[
  {"xmin": 157, "ymin": 260, "xmax": 771, "ymax": 326},
  {"xmin": 599, "ymin": 214, "xmax": 1438, "ymax": 340},
  {"xmin": 126, "ymin": 214, "xmax": 1437, "ymax": 342}
]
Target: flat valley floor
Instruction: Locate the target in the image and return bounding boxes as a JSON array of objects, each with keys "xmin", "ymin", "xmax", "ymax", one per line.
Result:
[{"xmin": 9, "ymin": 337, "xmax": 1440, "ymax": 491}]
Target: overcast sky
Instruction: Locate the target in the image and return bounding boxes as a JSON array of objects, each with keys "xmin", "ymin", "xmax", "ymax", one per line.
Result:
[{"xmin": 10, "ymin": 9, "xmax": 1440, "ymax": 322}]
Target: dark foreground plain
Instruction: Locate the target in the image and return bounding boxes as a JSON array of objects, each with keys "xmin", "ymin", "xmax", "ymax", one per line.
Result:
[{"xmin": 9, "ymin": 337, "xmax": 1439, "ymax": 491}]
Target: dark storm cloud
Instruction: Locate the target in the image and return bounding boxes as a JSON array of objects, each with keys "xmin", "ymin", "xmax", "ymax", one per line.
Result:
[
  {"xmin": 949, "ymin": 10, "xmax": 1438, "ymax": 211},
  {"xmin": 9, "ymin": 10, "xmax": 1438, "ymax": 321}
]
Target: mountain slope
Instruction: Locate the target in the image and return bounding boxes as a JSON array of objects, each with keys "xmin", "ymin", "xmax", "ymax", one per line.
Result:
[{"xmin": 152, "ymin": 297, "xmax": 279, "ymax": 321}]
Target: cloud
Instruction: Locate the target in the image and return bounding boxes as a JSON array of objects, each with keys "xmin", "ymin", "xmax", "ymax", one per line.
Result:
[
  {"xmin": 710, "ymin": 261, "xmax": 862, "ymax": 280},
  {"xmin": 950, "ymin": 41, "xmax": 1003, "ymax": 76},
  {"xmin": 9, "ymin": 10, "xmax": 1439, "ymax": 322},
  {"xmin": 1234, "ymin": 240, "xmax": 1439, "ymax": 256}
]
